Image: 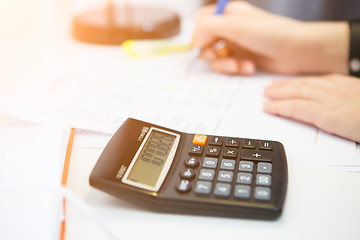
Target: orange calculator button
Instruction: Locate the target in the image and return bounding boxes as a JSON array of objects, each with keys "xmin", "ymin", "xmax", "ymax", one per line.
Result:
[{"xmin": 192, "ymin": 134, "xmax": 207, "ymax": 145}]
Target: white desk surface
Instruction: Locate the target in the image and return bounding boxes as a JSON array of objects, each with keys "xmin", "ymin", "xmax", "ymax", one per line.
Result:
[
  {"xmin": 1, "ymin": 2, "xmax": 360, "ymax": 239},
  {"xmin": 66, "ymin": 145, "xmax": 360, "ymax": 240}
]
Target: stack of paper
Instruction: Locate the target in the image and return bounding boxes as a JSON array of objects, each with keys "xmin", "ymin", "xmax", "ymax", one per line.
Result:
[{"xmin": 0, "ymin": 126, "xmax": 71, "ymax": 240}]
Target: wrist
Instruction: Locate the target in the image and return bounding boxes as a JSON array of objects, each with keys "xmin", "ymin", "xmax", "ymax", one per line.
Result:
[{"xmin": 296, "ymin": 22, "xmax": 349, "ymax": 74}]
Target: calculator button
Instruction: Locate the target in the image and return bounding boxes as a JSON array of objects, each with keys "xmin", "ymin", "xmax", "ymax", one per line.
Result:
[
  {"xmin": 205, "ymin": 146, "xmax": 221, "ymax": 157},
  {"xmin": 176, "ymin": 179, "xmax": 191, "ymax": 193},
  {"xmin": 202, "ymin": 157, "xmax": 218, "ymax": 169},
  {"xmin": 225, "ymin": 138, "xmax": 239, "ymax": 147},
  {"xmin": 260, "ymin": 141, "xmax": 273, "ymax": 150},
  {"xmin": 217, "ymin": 171, "xmax": 233, "ymax": 183},
  {"xmin": 241, "ymin": 149, "xmax": 272, "ymax": 162},
  {"xmin": 220, "ymin": 159, "xmax": 235, "ymax": 170},
  {"xmin": 237, "ymin": 172, "xmax": 252, "ymax": 184},
  {"xmin": 192, "ymin": 134, "xmax": 207, "ymax": 146},
  {"xmin": 199, "ymin": 169, "xmax": 216, "ymax": 181},
  {"xmin": 238, "ymin": 161, "xmax": 254, "ymax": 172},
  {"xmin": 184, "ymin": 157, "xmax": 199, "ymax": 168},
  {"xmin": 242, "ymin": 139, "xmax": 256, "ymax": 149},
  {"xmin": 180, "ymin": 168, "xmax": 196, "ymax": 180},
  {"xmin": 223, "ymin": 147, "xmax": 238, "ymax": 158},
  {"xmin": 254, "ymin": 187, "xmax": 271, "ymax": 201},
  {"xmin": 209, "ymin": 136, "xmax": 223, "ymax": 146},
  {"xmin": 234, "ymin": 185, "xmax": 251, "ymax": 199},
  {"xmin": 214, "ymin": 183, "xmax": 231, "ymax": 197},
  {"xmin": 257, "ymin": 162, "xmax": 272, "ymax": 174},
  {"xmin": 195, "ymin": 181, "xmax": 212, "ymax": 195},
  {"xmin": 256, "ymin": 174, "xmax": 272, "ymax": 186},
  {"xmin": 189, "ymin": 144, "xmax": 204, "ymax": 155}
]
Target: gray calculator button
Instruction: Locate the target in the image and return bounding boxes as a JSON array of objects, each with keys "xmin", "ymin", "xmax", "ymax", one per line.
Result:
[
  {"xmin": 220, "ymin": 159, "xmax": 235, "ymax": 170},
  {"xmin": 217, "ymin": 171, "xmax": 233, "ymax": 183},
  {"xmin": 195, "ymin": 181, "xmax": 212, "ymax": 195},
  {"xmin": 256, "ymin": 174, "xmax": 272, "ymax": 186},
  {"xmin": 239, "ymin": 161, "xmax": 254, "ymax": 172},
  {"xmin": 255, "ymin": 187, "xmax": 271, "ymax": 201},
  {"xmin": 202, "ymin": 157, "xmax": 218, "ymax": 169},
  {"xmin": 237, "ymin": 172, "xmax": 252, "ymax": 184},
  {"xmin": 257, "ymin": 162, "xmax": 272, "ymax": 174},
  {"xmin": 234, "ymin": 185, "xmax": 251, "ymax": 199},
  {"xmin": 199, "ymin": 169, "xmax": 215, "ymax": 181},
  {"xmin": 214, "ymin": 183, "xmax": 231, "ymax": 197}
]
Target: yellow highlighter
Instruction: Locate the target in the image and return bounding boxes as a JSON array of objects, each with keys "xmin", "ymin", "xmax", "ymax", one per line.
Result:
[{"xmin": 122, "ymin": 40, "xmax": 190, "ymax": 58}]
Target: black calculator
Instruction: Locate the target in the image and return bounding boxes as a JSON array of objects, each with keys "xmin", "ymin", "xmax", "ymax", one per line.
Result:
[{"xmin": 90, "ymin": 118, "xmax": 288, "ymax": 220}]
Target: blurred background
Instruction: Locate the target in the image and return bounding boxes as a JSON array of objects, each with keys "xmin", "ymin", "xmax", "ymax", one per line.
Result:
[
  {"xmin": 1, "ymin": 0, "xmax": 359, "ymax": 46},
  {"xmin": 0, "ymin": 0, "xmax": 204, "ymax": 45},
  {"xmin": 1, "ymin": 0, "xmax": 359, "ymax": 91}
]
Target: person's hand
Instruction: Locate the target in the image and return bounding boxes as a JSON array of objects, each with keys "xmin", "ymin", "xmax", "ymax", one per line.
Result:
[
  {"xmin": 192, "ymin": 1, "xmax": 349, "ymax": 75},
  {"xmin": 263, "ymin": 74, "xmax": 360, "ymax": 143}
]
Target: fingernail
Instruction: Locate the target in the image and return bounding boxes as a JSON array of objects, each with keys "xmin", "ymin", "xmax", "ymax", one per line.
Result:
[
  {"xmin": 190, "ymin": 34, "xmax": 197, "ymax": 48},
  {"xmin": 262, "ymin": 101, "xmax": 273, "ymax": 113},
  {"xmin": 241, "ymin": 62, "xmax": 255, "ymax": 75},
  {"xmin": 263, "ymin": 85, "xmax": 273, "ymax": 96},
  {"xmin": 220, "ymin": 61, "xmax": 237, "ymax": 74},
  {"xmin": 270, "ymin": 79, "xmax": 287, "ymax": 86},
  {"xmin": 201, "ymin": 50, "xmax": 216, "ymax": 61}
]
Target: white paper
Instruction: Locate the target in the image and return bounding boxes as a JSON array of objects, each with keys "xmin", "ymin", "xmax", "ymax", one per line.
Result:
[{"xmin": 0, "ymin": 50, "xmax": 358, "ymax": 169}]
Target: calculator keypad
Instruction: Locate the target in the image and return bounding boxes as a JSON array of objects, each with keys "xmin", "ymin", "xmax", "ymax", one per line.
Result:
[{"xmin": 177, "ymin": 135, "xmax": 275, "ymax": 202}]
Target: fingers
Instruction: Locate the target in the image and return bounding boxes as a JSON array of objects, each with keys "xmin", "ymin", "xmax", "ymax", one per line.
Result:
[
  {"xmin": 210, "ymin": 57, "xmax": 256, "ymax": 75},
  {"xmin": 198, "ymin": 40, "xmax": 230, "ymax": 61},
  {"xmin": 199, "ymin": 48, "xmax": 217, "ymax": 61},
  {"xmin": 263, "ymin": 76, "xmax": 331, "ymax": 128},
  {"xmin": 263, "ymin": 99, "xmax": 322, "ymax": 126},
  {"xmin": 264, "ymin": 74, "xmax": 360, "ymax": 143},
  {"xmin": 198, "ymin": 40, "xmax": 256, "ymax": 75},
  {"xmin": 264, "ymin": 77, "xmax": 337, "ymax": 102},
  {"xmin": 263, "ymin": 75, "xmax": 349, "ymax": 131}
]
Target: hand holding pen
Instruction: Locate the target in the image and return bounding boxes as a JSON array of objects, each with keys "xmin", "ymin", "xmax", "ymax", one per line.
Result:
[{"xmin": 191, "ymin": 1, "xmax": 348, "ymax": 76}]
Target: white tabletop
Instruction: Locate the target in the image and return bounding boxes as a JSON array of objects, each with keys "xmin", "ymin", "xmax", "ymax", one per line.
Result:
[{"xmin": 65, "ymin": 145, "xmax": 360, "ymax": 240}]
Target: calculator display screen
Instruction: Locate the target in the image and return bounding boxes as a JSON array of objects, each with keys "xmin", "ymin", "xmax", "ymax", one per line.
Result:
[{"xmin": 122, "ymin": 127, "xmax": 180, "ymax": 192}]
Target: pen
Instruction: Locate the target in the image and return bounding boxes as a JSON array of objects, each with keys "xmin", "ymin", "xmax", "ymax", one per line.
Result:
[
  {"xmin": 213, "ymin": 0, "xmax": 230, "ymax": 57},
  {"xmin": 192, "ymin": 0, "xmax": 230, "ymax": 60},
  {"xmin": 214, "ymin": 0, "xmax": 230, "ymax": 15}
]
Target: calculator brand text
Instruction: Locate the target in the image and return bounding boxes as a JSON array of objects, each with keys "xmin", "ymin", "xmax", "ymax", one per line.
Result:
[
  {"xmin": 116, "ymin": 165, "xmax": 127, "ymax": 179},
  {"xmin": 138, "ymin": 127, "xmax": 150, "ymax": 142}
]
